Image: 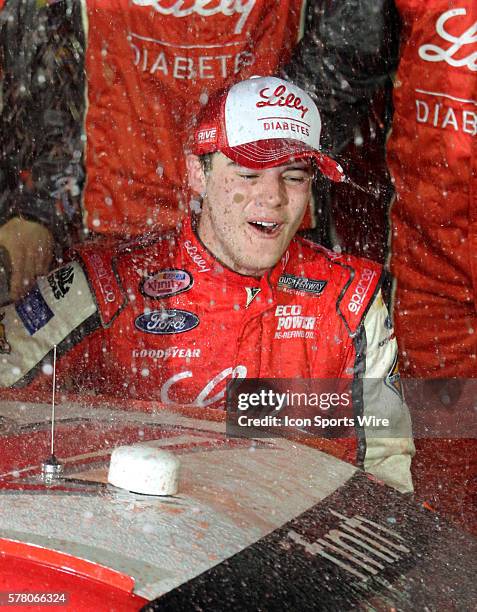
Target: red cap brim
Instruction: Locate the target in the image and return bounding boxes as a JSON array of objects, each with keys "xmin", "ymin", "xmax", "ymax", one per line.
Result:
[{"xmin": 220, "ymin": 139, "xmax": 345, "ymax": 182}]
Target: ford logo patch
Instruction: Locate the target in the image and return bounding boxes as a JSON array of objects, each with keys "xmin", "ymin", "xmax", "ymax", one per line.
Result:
[
  {"xmin": 141, "ymin": 269, "xmax": 193, "ymax": 299},
  {"xmin": 135, "ymin": 309, "xmax": 199, "ymax": 335}
]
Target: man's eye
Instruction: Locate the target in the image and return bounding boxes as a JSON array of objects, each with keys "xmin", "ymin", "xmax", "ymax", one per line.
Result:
[
  {"xmin": 283, "ymin": 173, "xmax": 312, "ymax": 183},
  {"xmin": 238, "ymin": 173, "xmax": 259, "ymax": 180}
]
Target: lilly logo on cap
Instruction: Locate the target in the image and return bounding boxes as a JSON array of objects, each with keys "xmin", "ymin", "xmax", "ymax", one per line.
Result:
[{"xmin": 256, "ymin": 85, "xmax": 309, "ymax": 119}]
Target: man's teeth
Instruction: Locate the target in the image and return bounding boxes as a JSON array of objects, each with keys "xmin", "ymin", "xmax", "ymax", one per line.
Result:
[{"xmin": 252, "ymin": 221, "xmax": 279, "ymax": 228}]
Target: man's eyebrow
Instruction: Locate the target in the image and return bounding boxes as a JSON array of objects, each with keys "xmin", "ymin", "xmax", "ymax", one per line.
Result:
[
  {"xmin": 227, "ymin": 161, "xmax": 253, "ymax": 169},
  {"xmin": 283, "ymin": 164, "xmax": 313, "ymax": 171}
]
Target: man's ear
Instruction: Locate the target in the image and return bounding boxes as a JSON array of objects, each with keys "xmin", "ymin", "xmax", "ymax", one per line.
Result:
[{"xmin": 186, "ymin": 154, "xmax": 207, "ymax": 195}]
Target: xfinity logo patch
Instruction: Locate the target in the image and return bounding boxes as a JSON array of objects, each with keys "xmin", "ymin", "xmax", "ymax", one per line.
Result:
[
  {"xmin": 278, "ymin": 274, "xmax": 327, "ymax": 296},
  {"xmin": 141, "ymin": 269, "xmax": 193, "ymax": 299},
  {"xmin": 135, "ymin": 309, "xmax": 199, "ymax": 335}
]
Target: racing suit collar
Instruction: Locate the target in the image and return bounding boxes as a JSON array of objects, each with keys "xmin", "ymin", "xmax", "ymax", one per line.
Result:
[{"xmin": 181, "ymin": 214, "xmax": 289, "ymax": 292}]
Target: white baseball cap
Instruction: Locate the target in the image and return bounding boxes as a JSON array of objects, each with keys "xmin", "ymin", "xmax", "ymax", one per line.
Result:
[{"xmin": 192, "ymin": 76, "xmax": 344, "ymax": 182}]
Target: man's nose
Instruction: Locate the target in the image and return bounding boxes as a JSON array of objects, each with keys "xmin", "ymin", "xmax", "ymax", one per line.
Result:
[{"xmin": 257, "ymin": 174, "xmax": 287, "ymax": 207}]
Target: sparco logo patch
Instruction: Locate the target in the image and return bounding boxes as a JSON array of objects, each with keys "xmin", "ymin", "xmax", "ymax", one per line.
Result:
[
  {"xmin": 48, "ymin": 265, "xmax": 74, "ymax": 300},
  {"xmin": 135, "ymin": 309, "xmax": 199, "ymax": 335},
  {"xmin": 418, "ymin": 9, "xmax": 477, "ymax": 72},
  {"xmin": 88, "ymin": 252, "xmax": 117, "ymax": 304},
  {"xmin": 278, "ymin": 274, "xmax": 327, "ymax": 296},
  {"xmin": 348, "ymin": 269, "xmax": 376, "ymax": 314},
  {"xmin": 141, "ymin": 269, "xmax": 193, "ymax": 299}
]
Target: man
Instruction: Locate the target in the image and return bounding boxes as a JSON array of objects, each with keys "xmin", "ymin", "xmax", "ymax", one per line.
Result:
[
  {"xmin": 0, "ymin": 76, "xmax": 414, "ymax": 492},
  {"xmin": 0, "ymin": 0, "xmax": 307, "ymax": 300}
]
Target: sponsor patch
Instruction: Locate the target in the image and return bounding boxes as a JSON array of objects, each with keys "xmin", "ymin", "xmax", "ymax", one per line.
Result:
[
  {"xmin": 87, "ymin": 252, "xmax": 119, "ymax": 305},
  {"xmin": 0, "ymin": 313, "xmax": 11, "ymax": 354},
  {"xmin": 135, "ymin": 309, "xmax": 199, "ymax": 335},
  {"xmin": 274, "ymin": 304, "xmax": 316, "ymax": 339},
  {"xmin": 141, "ymin": 269, "xmax": 193, "ymax": 299},
  {"xmin": 48, "ymin": 265, "xmax": 75, "ymax": 300},
  {"xmin": 347, "ymin": 268, "xmax": 376, "ymax": 314},
  {"xmin": 245, "ymin": 287, "xmax": 261, "ymax": 308},
  {"xmin": 277, "ymin": 274, "xmax": 327, "ymax": 297},
  {"xmin": 196, "ymin": 126, "xmax": 218, "ymax": 145},
  {"xmin": 132, "ymin": 346, "xmax": 201, "ymax": 360},
  {"xmin": 15, "ymin": 286, "xmax": 53, "ymax": 335}
]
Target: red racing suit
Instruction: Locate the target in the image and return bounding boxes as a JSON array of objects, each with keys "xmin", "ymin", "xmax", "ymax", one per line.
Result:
[
  {"xmin": 0, "ymin": 0, "xmax": 306, "ymax": 238},
  {"xmin": 287, "ymin": 0, "xmax": 477, "ymax": 377},
  {"xmin": 0, "ymin": 217, "xmax": 414, "ymax": 492},
  {"xmin": 387, "ymin": 0, "xmax": 477, "ymax": 377}
]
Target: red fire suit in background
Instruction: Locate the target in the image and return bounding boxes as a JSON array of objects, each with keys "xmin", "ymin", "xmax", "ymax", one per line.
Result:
[
  {"xmin": 0, "ymin": 217, "xmax": 414, "ymax": 493},
  {"xmin": 287, "ymin": 0, "xmax": 477, "ymax": 378},
  {"xmin": 388, "ymin": 2, "xmax": 477, "ymax": 532},
  {"xmin": 286, "ymin": 0, "xmax": 477, "ymax": 533},
  {"xmin": 0, "ymin": 0, "xmax": 306, "ymax": 239},
  {"xmin": 388, "ymin": 0, "xmax": 477, "ymax": 377}
]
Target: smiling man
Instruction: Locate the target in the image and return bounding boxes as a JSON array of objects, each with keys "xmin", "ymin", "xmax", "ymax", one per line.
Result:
[
  {"xmin": 192, "ymin": 155, "xmax": 313, "ymax": 276},
  {"xmin": 0, "ymin": 76, "xmax": 414, "ymax": 492}
]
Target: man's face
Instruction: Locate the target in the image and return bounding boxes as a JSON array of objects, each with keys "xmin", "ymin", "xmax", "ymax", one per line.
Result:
[{"xmin": 191, "ymin": 153, "xmax": 313, "ymax": 277}]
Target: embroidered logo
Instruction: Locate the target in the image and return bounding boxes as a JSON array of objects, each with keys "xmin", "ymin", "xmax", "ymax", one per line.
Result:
[
  {"xmin": 245, "ymin": 287, "xmax": 261, "ymax": 308},
  {"xmin": 48, "ymin": 266, "xmax": 74, "ymax": 300},
  {"xmin": 141, "ymin": 269, "xmax": 193, "ymax": 299},
  {"xmin": 419, "ymin": 8, "xmax": 477, "ymax": 72},
  {"xmin": 135, "ymin": 309, "xmax": 199, "ymax": 335}
]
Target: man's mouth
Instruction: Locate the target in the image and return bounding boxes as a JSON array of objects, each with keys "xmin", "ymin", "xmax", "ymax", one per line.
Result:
[{"xmin": 248, "ymin": 221, "xmax": 282, "ymax": 236}]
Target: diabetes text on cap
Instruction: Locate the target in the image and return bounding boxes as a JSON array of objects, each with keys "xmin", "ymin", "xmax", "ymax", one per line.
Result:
[{"xmin": 193, "ymin": 76, "xmax": 344, "ymax": 182}]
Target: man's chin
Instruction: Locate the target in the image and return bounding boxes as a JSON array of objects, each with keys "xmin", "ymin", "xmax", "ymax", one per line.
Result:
[{"xmin": 235, "ymin": 254, "xmax": 283, "ymax": 277}]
